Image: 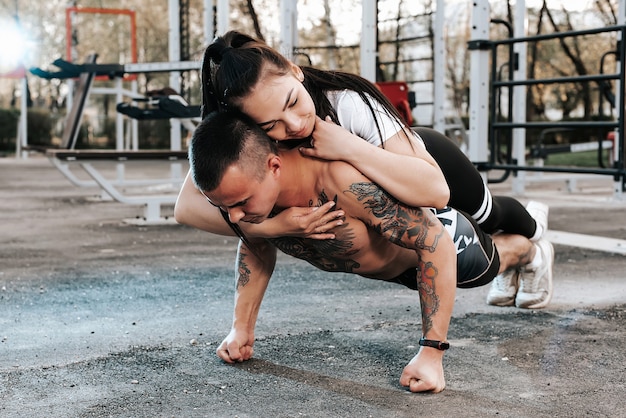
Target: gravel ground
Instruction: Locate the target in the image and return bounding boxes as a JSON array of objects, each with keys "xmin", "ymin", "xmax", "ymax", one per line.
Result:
[{"xmin": 1, "ymin": 156, "xmax": 625, "ymax": 417}]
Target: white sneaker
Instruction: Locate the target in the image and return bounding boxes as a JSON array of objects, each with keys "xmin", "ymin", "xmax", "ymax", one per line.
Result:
[
  {"xmin": 515, "ymin": 239, "xmax": 555, "ymax": 309},
  {"xmin": 486, "ymin": 269, "xmax": 519, "ymax": 306},
  {"xmin": 526, "ymin": 201, "xmax": 549, "ymax": 241}
]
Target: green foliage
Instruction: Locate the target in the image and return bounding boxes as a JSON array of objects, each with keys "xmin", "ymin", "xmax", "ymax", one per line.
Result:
[
  {"xmin": 544, "ymin": 149, "xmax": 613, "ymax": 168},
  {"xmin": 138, "ymin": 119, "xmax": 174, "ymax": 149},
  {"xmin": 27, "ymin": 108, "xmax": 53, "ymax": 146},
  {"xmin": 0, "ymin": 108, "xmax": 52, "ymax": 151},
  {"xmin": 532, "ymin": 115, "xmax": 615, "ymax": 147},
  {"xmin": 0, "ymin": 108, "xmax": 19, "ymax": 151}
]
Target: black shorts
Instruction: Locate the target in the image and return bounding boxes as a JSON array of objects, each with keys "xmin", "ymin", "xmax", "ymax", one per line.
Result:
[{"xmin": 390, "ymin": 207, "xmax": 500, "ymax": 289}]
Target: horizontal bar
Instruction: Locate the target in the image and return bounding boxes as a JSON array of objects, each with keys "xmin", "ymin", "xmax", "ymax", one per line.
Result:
[
  {"xmin": 492, "ymin": 121, "xmax": 619, "ymax": 129},
  {"xmin": 123, "ymin": 61, "xmax": 201, "ymax": 73},
  {"xmin": 491, "ymin": 24, "xmax": 626, "ymax": 46},
  {"xmin": 493, "ymin": 73, "xmax": 619, "ymax": 87},
  {"xmin": 46, "ymin": 149, "xmax": 188, "ymax": 161},
  {"xmin": 477, "ymin": 163, "xmax": 623, "ymax": 176}
]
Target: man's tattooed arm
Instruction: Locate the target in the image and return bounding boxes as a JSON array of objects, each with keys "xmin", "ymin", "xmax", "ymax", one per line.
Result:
[
  {"xmin": 229, "ymin": 241, "xmax": 278, "ymax": 340},
  {"xmin": 346, "ymin": 182, "xmax": 450, "ymax": 336}
]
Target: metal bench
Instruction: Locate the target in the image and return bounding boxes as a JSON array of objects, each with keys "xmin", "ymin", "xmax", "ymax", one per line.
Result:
[{"xmin": 46, "ymin": 149, "xmax": 188, "ymax": 224}]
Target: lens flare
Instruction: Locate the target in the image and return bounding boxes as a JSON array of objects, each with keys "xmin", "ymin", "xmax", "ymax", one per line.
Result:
[{"xmin": 0, "ymin": 19, "xmax": 29, "ymax": 74}]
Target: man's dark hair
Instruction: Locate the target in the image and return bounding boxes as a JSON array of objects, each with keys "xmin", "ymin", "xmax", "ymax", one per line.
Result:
[{"xmin": 189, "ymin": 110, "xmax": 277, "ymax": 193}]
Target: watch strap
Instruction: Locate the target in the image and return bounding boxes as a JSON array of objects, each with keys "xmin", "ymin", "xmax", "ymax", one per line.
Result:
[{"xmin": 419, "ymin": 337, "xmax": 450, "ymax": 350}]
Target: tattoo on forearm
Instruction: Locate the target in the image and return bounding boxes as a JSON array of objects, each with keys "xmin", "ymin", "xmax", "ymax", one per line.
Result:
[
  {"xmin": 236, "ymin": 248, "xmax": 251, "ymax": 289},
  {"xmin": 417, "ymin": 260, "xmax": 439, "ymax": 334}
]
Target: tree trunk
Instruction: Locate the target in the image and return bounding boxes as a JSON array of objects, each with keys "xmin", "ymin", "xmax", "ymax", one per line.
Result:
[
  {"xmin": 526, "ymin": 2, "xmax": 547, "ymax": 121},
  {"xmin": 544, "ymin": 5, "xmax": 592, "ymax": 118},
  {"xmin": 246, "ymin": 0, "xmax": 265, "ymax": 41}
]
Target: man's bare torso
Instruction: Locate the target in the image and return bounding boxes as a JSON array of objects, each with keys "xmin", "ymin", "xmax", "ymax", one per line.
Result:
[{"xmin": 269, "ymin": 175, "xmax": 420, "ymax": 281}]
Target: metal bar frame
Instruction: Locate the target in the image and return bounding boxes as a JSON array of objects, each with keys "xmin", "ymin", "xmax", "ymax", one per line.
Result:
[{"xmin": 483, "ymin": 24, "xmax": 626, "ymax": 192}]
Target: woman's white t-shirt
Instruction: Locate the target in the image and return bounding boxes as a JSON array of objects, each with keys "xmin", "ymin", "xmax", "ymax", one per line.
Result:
[{"xmin": 326, "ymin": 89, "xmax": 424, "ymax": 148}]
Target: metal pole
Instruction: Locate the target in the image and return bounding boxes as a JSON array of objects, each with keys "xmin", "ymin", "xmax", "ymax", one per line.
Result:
[
  {"xmin": 360, "ymin": 0, "xmax": 377, "ymax": 82},
  {"xmin": 168, "ymin": 0, "xmax": 183, "ymax": 183},
  {"xmin": 131, "ymin": 79, "xmax": 138, "ymax": 150},
  {"xmin": 468, "ymin": 0, "xmax": 490, "ymax": 167},
  {"xmin": 216, "ymin": 0, "xmax": 229, "ymax": 36},
  {"xmin": 432, "ymin": 0, "xmax": 446, "ymax": 133},
  {"xmin": 203, "ymin": 0, "xmax": 214, "ymax": 45},
  {"xmin": 13, "ymin": 0, "xmax": 28, "ymax": 159},
  {"xmin": 18, "ymin": 76, "xmax": 28, "ymax": 158},
  {"xmin": 168, "ymin": 0, "xmax": 182, "ymax": 153},
  {"xmin": 511, "ymin": 0, "xmax": 528, "ymax": 195},
  {"xmin": 280, "ymin": 0, "xmax": 298, "ymax": 60},
  {"xmin": 115, "ymin": 77, "xmax": 124, "ymax": 150},
  {"xmin": 615, "ymin": 0, "xmax": 625, "ymax": 198}
]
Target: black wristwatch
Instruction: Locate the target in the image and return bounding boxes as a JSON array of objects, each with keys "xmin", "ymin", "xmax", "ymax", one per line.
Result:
[{"xmin": 419, "ymin": 337, "xmax": 450, "ymax": 351}]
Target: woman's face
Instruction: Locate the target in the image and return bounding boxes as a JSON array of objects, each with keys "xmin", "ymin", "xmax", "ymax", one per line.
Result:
[{"xmin": 240, "ymin": 64, "xmax": 317, "ymax": 141}]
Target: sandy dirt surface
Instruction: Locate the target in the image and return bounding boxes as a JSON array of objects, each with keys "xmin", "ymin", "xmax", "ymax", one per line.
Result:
[{"xmin": 1, "ymin": 156, "xmax": 625, "ymax": 417}]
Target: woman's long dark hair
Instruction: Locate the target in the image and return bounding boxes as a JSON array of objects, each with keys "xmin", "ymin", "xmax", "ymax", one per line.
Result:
[{"xmin": 200, "ymin": 30, "xmax": 409, "ymax": 146}]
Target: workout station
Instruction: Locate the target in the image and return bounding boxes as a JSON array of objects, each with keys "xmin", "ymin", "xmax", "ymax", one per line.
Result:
[{"xmin": 2, "ymin": 0, "xmax": 626, "ymax": 416}]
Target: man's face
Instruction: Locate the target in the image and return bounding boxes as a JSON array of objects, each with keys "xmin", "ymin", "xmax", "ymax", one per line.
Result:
[{"xmin": 204, "ymin": 163, "xmax": 280, "ymax": 224}]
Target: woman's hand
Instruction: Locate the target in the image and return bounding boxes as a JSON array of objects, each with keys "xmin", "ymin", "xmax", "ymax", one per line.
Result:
[
  {"xmin": 299, "ymin": 116, "xmax": 449, "ymax": 209},
  {"xmin": 299, "ymin": 116, "xmax": 362, "ymax": 162},
  {"xmin": 258, "ymin": 200, "xmax": 344, "ymax": 240}
]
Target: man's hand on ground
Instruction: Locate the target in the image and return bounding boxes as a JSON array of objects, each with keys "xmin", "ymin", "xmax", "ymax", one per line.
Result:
[
  {"xmin": 216, "ymin": 328, "xmax": 255, "ymax": 363},
  {"xmin": 399, "ymin": 347, "xmax": 446, "ymax": 393}
]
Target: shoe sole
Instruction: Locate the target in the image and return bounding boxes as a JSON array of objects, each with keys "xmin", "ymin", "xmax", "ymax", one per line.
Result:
[{"xmin": 487, "ymin": 298, "xmax": 516, "ymax": 307}]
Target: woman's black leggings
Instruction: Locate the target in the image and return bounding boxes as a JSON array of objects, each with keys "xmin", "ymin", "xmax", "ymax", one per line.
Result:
[{"xmin": 415, "ymin": 127, "xmax": 537, "ymax": 239}]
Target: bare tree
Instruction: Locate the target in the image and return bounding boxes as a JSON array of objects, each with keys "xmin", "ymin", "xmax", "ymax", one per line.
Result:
[
  {"xmin": 321, "ymin": 0, "xmax": 339, "ymax": 70},
  {"xmin": 246, "ymin": 0, "xmax": 265, "ymax": 41},
  {"xmin": 527, "ymin": 2, "xmax": 548, "ymax": 121},
  {"xmin": 595, "ymin": 0, "xmax": 618, "ymax": 26},
  {"xmin": 543, "ymin": 2, "xmax": 594, "ymax": 118},
  {"xmin": 446, "ymin": 31, "xmax": 470, "ymax": 115},
  {"xmin": 445, "ymin": 3, "xmax": 471, "ymax": 116}
]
